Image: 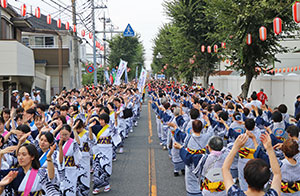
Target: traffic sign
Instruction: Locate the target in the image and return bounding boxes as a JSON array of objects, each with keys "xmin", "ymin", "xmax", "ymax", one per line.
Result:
[
  {"xmin": 123, "ymin": 24, "xmax": 135, "ymax": 37},
  {"xmin": 87, "ymin": 65, "xmax": 94, "ymax": 73}
]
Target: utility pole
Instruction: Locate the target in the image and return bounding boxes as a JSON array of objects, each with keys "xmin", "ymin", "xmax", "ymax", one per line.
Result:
[
  {"xmin": 0, "ymin": 8, "xmax": 2, "ymax": 39},
  {"xmin": 103, "ymin": 12, "xmax": 106, "ymax": 84},
  {"xmin": 72, "ymin": 0, "xmax": 79, "ymax": 88},
  {"xmin": 91, "ymin": 0, "xmax": 97, "ymax": 86},
  {"xmin": 58, "ymin": 35, "xmax": 63, "ymax": 92}
]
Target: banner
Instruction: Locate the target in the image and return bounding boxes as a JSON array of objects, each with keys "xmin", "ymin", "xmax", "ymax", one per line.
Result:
[
  {"xmin": 114, "ymin": 59, "xmax": 128, "ymax": 85},
  {"xmin": 137, "ymin": 68, "xmax": 147, "ymax": 93},
  {"xmin": 104, "ymin": 70, "xmax": 110, "ymax": 83}
]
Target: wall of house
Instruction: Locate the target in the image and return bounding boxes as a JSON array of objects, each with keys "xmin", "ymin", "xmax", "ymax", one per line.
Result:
[
  {"xmin": 46, "ymin": 67, "xmax": 71, "ymax": 95},
  {"xmin": 0, "ymin": 41, "xmax": 34, "ymax": 76}
]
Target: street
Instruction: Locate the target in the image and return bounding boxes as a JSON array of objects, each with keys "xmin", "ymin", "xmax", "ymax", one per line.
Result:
[{"xmin": 91, "ymin": 100, "xmax": 185, "ymax": 196}]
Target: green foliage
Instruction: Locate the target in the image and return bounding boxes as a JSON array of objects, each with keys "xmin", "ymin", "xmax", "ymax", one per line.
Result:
[
  {"xmin": 108, "ymin": 34, "xmax": 145, "ymax": 81},
  {"xmin": 152, "ymin": 0, "xmax": 219, "ymax": 85},
  {"xmin": 204, "ymin": 0, "xmax": 299, "ymax": 97}
]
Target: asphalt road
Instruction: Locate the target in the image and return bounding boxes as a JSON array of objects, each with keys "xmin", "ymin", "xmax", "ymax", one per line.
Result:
[{"xmin": 91, "ymin": 100, "xmax": 186, "ymax": 196}]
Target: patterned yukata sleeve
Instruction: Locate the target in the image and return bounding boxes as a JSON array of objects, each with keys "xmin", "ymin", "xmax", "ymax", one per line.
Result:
[
  {"xmin": 73, "ymin": 141, "xmax": 82, "ymax": 166},
  {"xmin": 266, "ymin": 189, "xmax": 279, "ymax": 196},
  {"xmin": 39, "ymin": 168, "xmax": 62, "ymax": 196},
  {"xmin": 227, "ymin": 184, "xmax": 246, "ymax": 196}
]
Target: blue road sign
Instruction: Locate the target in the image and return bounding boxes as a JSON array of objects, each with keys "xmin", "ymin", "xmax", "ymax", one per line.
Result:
[
  {"xmin": 123, "ymin": 24, "xmax": 135, "ymax": 37},
  {"xmin": 87, "ymin": 65, "xmax": 94, "ymax": 73}
]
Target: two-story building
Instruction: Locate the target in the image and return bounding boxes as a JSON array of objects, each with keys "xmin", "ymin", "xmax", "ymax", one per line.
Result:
[
  {"xmin": 0, "ymin": 5, "xmax": 35, "ymax": 108},
  {"xmin": 22, "ymin": 14, "xmax": 85, "ymax": 97}
]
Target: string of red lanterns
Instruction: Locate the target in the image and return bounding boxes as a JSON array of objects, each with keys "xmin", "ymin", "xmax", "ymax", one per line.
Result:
[
  {"xmin": 0, "ymin": 0, "xmax": 107, "ymax": 54},
  {"xmin": 2, "ymin": 1, "xmax": 299, "ymax": 56}
]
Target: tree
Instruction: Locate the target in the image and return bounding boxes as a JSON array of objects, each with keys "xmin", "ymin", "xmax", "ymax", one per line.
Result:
[
  {"xmin": 108, "ymin": 34, "xmax": 145, "ymax": 81},
  {"xmin": 205, "ymin": 0, "xmax": 299, "ymax": 97},
  {"xmin": 162, "ymin": 0, "xmax": 219, "ymax": 87},
  {"xmin": 152, "ymin": 23, "xmax": 193, "ymax": 83}
]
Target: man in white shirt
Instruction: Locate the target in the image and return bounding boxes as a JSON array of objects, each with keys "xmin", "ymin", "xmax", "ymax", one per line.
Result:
[{"xmin": 249, "ymin": 92, "xmax": 262, "ymax": 108}]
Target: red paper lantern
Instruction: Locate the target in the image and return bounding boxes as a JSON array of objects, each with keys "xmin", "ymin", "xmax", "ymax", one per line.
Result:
[
  {"xmin": 214, "ymin": 45, "xmax": 218, "ymax": 53},
  {"xmin": 189, "ymin": 58, "xmax": 195, "ymax": 64},
  {"xmin": 295, "ymin": 66, "xmax": 298, "ymax": 71},
  {"xmin": 201, "ymin": 45, "xmax": 205, "ymax": 52},
  {"xmin": 275, "ymin": 69, "xmax": 278, "ymax": 73},
  {"xmin": 283, "ymin": 68, "xmax": 286, "ymax": 73},
  {"xmin": 293, "ymin": 2, "xmax": 300, "ymax": 23},
  {"xmin": 57, "ymin": 19, "xmax": 61, "ymax": 28},
  {"xmin": 291, "ymin": 67, "xmax": 294, "ymax": 72},
  {"xmin": 246, "ymin": 34, "xmax": 252, "ymax": 45},
  {"xmin": 273, "ymin": 17, "xmax": 282, "ymax": 35},
  {"xmin": 21, "ymin": 4, "xmax": 26, "ymax": 17},
  {"xmin": 1, "ymin": 0, "xmax": 7, "ymax": 8},
  {"xmin": 47, "ymin": 14, "xmax": 51, "ymax": 24},
  {"xmin": 221, "ymin": 42, "xmax": 226, "ymax": 49},
  {"xmin": 270, "ymin": 69, "xmax": 274, "ymax": 74},
  {"xmin": 35, "ymin": 7, "xmax": 40, "ymax": 18},
  {"xmin": 207, "ymin": 46, "xmax": 211, "ymax": 53},
  {"xmin": 287, "ymin": 67, "xmax": 290, "ymax": 72},
  {"xmin": 65, "ymin": 22, "xmax": 70, "ymax": 30},
  {"xmin": 73, "ymin": 25, "xmax": 76, "ymax": 32},
  {"xmin": 279, "ymin": 68, "xmax": 282, "ymax": 73},
  {"xmin": 89, "ymin": 32, "xmax": 93, "ymax": 39},
  {"xmin": 259, "ymin": 26, "xmax": 267, "ymax": 41},
  {"xmin": 81, "ymin": 30, "xmax": 85, "ymax": 37},
  {"xmin": 96, "ymin": 41, "xmax": 100, "ymax": 48}
]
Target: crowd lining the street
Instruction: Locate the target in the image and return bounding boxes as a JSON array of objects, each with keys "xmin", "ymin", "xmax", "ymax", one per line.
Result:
[
  {"xmin": 149, "ymin": 80, "xmax": 300, "ymax": 196},
  {"xmin": 0, "ymin": 82, "xmax": 144, "ymax": 195}
]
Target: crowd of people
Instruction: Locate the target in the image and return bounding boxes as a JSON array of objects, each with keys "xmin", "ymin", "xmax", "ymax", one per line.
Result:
[
  {"xmin": 148, "ymin": 80, "xmax": 300, "ymax": 196},
  {"xmin": 0, "ymin": 82, "xmax": 143, "ymax": 195}
]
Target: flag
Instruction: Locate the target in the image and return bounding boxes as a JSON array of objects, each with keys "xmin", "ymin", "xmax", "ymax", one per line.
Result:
[
  {"xmin": 114, "ymin": 59, "xmax": 128, "ymax": 85},
  {"xmin": 104, "ymin": 70, "xmax": 110, "ymax": 83},
  {"xmin": 137, "ymin": 68, "xmax": 147, "ymax": 93},
  {"xmin": 112, "ymin": 68, "xmax": 116, "ymax": 83},
  {"xmin": 124, "ymin": 66, "xmax": 128, "ymax": 84},
  {"xmin": 110, "ymin": 73, "xmax": 114, "ymax": 84},
  {"xmin": 135, "ymin": 66, "xmax": 139, "ymax": 82}
]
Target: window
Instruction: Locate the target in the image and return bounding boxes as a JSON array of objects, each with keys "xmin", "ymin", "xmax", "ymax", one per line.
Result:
[
  {"xmin": 45, "ymin": 37, "xmax": 54, "ymax": 47},
  {"xmin": 34, "ymin": 36, "xmax": 54, "ymax": 47},
  {"xmin": 22, "ymin": 37, "xmax": 29, "ymax": 46},
  {"xmin": 35, "ymin": 37, "xmax": 43, "ymax": 46},
  {"xmin": 1, "ymin": 18, "xmax": 12, "ymax": 39}
]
